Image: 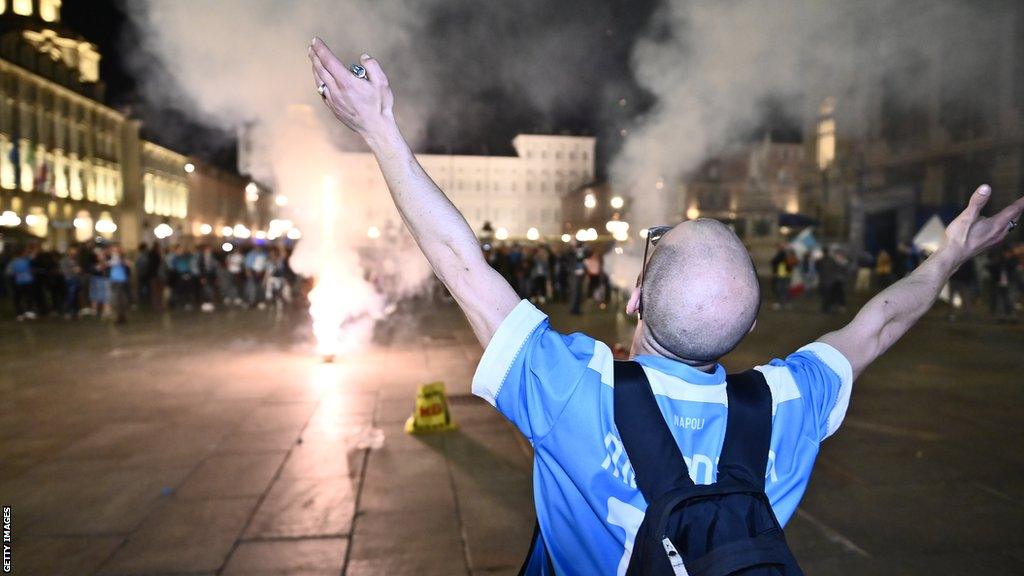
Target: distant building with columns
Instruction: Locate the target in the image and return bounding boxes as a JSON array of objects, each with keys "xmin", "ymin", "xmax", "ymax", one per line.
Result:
[
  {"xmin": 0, "ymin": 0, "xmax": 270, "ymax": 251},
  {"xmin": 335, "ymin": 134, "xmax": 595, "ymax": 241}
]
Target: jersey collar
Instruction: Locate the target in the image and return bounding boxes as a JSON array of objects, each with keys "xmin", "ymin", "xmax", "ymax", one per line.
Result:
[{"xmin": 633, "ymin": 354, "xmax": 726, "ymax": 385}]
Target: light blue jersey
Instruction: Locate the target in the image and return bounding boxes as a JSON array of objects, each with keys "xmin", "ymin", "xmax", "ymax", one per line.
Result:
[{"xmin": 472, "ymin": 301, "xmax": 853, "ymax": 576}]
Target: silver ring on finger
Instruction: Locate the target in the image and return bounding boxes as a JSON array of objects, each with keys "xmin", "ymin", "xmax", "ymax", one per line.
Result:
[
  {"xmin": 350, "ymin": 64, "xmax": 368, "ymax": 80},
  {"xmin": 317, "ymin": 82, "xmax": 328, "ymax": 98}
]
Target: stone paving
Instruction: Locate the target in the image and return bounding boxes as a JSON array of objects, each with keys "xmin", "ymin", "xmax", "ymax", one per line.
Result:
[{"xmin": 1, "ymin": 295, "xmax": 1023, "ymax": 575}]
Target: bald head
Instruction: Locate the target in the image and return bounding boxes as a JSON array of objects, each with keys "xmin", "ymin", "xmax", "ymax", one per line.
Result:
[{"xmin": 642, "ymin": 219, "xmax": 760, "ymax": 363}]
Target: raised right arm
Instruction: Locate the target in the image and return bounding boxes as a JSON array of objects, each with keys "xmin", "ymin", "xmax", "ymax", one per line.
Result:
[{"xmin": 308, "ymin": 39, "xmax": 519, "ymax": 347}]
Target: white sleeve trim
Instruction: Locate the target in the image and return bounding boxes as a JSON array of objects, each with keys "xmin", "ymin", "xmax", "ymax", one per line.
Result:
[
  {"xmin": 471, "ymin": 299, "xmax": 547, "ymax": 407},
  {"xmin": 798, "ymin": 341, "xmax": 854, "ymax": 439}
]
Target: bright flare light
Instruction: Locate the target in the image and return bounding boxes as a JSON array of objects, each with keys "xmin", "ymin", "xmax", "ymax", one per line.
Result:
[
  {"xmin": 154, "ymin": 223, "xmax": 173, "ymax": 239},
  {"xmin": 275, "ymin": 195, "xmax": 289, "ymax": 207},
  {"xmin": 639, "ymin": 228, "xmax": 649, "ymax": 239},
  {"xmin": 233, "ymin": 224, "xmax": 251, "ymax": 239},
  {"xmin": 526, "ymin": 227, "xmax": 540, "ymax": 241},
  {"xmin": 24, "ymin": 214, "xmax": 40, "ymax": 227},
  {"xmin": 199, "ymin": 223, "xmax": 213, "ymax": 235},
  {"xmin": 221, "ymin": 226, "xmax": 234, "ymax": 237},
  {"xmin": 610, "ymin": 196, "xmax": 624, "ymax": 209},
  {"xmin": 584, "ymin": 193, "xmax": 597, "ymax": 209},
  {"xmin": 367, "ymin": 226, "xmax": 381, "ymax": 239},
  {"xmin": 222, "ymin": 242, "xmax": 233, "ymax": 252},
  {"xmin": 687, "ymin": 206, "xmax": 700, "ymax": 220},
  {"xmin": 561, "ymin": 233, "xmax": 571, "ymax": 243},
  {"xmin": 309, "ymin": 176, "xmax": 345, "ymax": 359},
  {"xmin": 286, "ymin": 228, "xmax": 302, "ymax": 240},
  {"xmin": 255, "ymin": 230, "xmax": 267, "ymax": 240},
  {"xmin": 495, "ymin": 227, "xmax": 509, "ymax": 240},
  {"xmin": 184, "ymin": 162, "xmax": 195, "ymax": 174}
]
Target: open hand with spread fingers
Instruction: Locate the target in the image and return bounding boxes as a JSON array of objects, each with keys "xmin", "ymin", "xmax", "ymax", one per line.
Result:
[
  {"xmin": 308, "ymin": 37, "xmax": 396, "ymax": 143},
  {"xmin": 943, "ymin": 184, "xmax": 1024, "ymax": 263}
]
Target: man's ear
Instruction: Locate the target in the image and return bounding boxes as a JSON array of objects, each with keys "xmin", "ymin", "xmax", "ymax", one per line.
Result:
[{"xmin": 626, "ymin": 286, "xmax": 641, "ymax": 315}]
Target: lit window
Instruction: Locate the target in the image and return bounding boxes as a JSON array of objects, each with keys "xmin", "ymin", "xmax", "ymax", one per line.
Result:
[
  {"xmin": 13, "ymin": 0, "xmax": 30, "ymax": 16},
  {"xmin": 40, "ymin": 0, "xmax": 60, "ymax": 21},
  {"xmin": 817, "ymin": 118, "xmax": 835, "ymax": 170}
]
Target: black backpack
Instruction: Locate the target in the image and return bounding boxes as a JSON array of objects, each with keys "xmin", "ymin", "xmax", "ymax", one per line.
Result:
[{"xmin": 614, "ymin": 360, "xmax": 803, "ymax": 576}]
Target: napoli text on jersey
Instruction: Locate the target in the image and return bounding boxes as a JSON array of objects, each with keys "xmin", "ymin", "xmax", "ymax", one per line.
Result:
[{"xmin": 472, "ymin": 301, "xmax": 853, "ymax": 576}]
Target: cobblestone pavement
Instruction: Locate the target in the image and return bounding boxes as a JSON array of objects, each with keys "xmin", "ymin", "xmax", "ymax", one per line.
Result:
[{"xmin": 0, "ymin": 294, "xmax": 1022, "ymax": 575}]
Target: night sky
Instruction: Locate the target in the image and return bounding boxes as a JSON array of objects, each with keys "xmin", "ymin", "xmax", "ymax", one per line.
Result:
[{"xmin": 59, "ymin": 0, "xmax": 669, "ymax": 175}]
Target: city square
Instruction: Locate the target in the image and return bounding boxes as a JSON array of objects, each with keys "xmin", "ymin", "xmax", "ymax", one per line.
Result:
[
  {"xmin": 2, "ymin": 298, "xmax": 1023, "ymax": 575},
  {"xmin": 2, "ymin": 0, "xmax": 1024, "ymax": 575}
]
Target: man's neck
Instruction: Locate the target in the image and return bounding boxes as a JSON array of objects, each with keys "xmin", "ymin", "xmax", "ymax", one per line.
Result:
[{"xmin": 630, "ymin": 323, "xmax": 717, "ymax": 373}]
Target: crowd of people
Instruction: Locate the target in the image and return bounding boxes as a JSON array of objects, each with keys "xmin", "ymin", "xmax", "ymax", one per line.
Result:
[
  {"xmin": 2, "ymin": 241, "xmax": 302, "ymax": 323},
  {"xmin": 770, "ymin": 240, "xmax": 1024, "ymax": 322},
  {"xmin": 4, "ymin": 234, "xmax": 1022, "ymax": 325},
  {"xmin": 483, "ymin": 241, "xmax": 610, "ymax": 315}
]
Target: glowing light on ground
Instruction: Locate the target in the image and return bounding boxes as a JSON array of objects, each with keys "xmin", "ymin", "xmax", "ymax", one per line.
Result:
[{"xmin": 309, "ymin": 176, "xmax": 346, "ymax": 360}]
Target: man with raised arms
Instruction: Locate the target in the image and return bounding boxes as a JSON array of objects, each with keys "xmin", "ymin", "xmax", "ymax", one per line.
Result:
[{"xmin": 308, "ymin": 38, "xmax": 1023, "ymax": 575}]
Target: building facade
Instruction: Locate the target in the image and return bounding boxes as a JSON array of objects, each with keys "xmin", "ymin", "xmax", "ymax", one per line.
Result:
[
  {"xmin": 802, "ymin": 1, "xmax": 1024, "ymax": 254},
  {"xmin": 0, "ymin": 1, "xmax": 270, "ymax": 251},
  {"xmin": 335, "ymin": 134, "xmax": 596, "ymax": 241}
]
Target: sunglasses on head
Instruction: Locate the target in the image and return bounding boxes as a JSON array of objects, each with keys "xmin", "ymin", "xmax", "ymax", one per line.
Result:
[{"xmin": 637, "ymin": 225, "xmax": 672, "ymax": 319}]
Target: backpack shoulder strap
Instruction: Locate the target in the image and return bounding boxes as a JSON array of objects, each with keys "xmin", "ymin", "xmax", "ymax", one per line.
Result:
[
  {"xmin": 718, "ymin": 369, "xmax": 773, "ymax": 488},
  {"xmin": 613, "ymin": 360, "xmax": 693, "ymax": 502}
]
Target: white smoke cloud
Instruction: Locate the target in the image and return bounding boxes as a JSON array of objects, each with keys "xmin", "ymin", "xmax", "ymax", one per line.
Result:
[{"xmin": 606, "ymin": 0, "xmax": 1008, "ymax": 289}]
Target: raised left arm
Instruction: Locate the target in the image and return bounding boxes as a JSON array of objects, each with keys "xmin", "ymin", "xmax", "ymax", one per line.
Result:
[{"xmin": 820, "ymin": 184, "xmax": 1023, "ymax": 379}]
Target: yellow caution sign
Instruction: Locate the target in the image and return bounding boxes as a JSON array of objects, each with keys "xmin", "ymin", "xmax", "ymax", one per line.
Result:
[{"xmin": 405, "ymin": 381, "xmax": 458, "ymax": 434}]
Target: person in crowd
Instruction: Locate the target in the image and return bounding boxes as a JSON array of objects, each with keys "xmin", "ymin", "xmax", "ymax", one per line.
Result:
[
  {"xmin": 244, "ymin": 244, "xmax": 269, "ymax": 308},
  {"xmin": 947, "ymin": 256, "xmax": 977, "ymax": 322},
  {"xmin": 770, "ymin": 243, "xmax": 795, "ymax": 310},
  {"xmin": 135, "ymin": 242, "xmax": 152, "ymax": 310},
  {"xmin": 60, "ymin": 245, "xmax": 83, "ymax": 319},
  {"xmin": 307, "ymin": 44, "xmax": 1023, "ymax": 573},
  {"xmin": 875, "ymin": 248, "xmax": 893, "ymax": 288},
  {"xmin": 569, "ymin": 241, "xmax": 587, "ymax": 315},
  {"xmin": 148, "ymin": 243, "xmax": 165, "ymax": 311},
  {"xmin": 88, "ymin": 243, "xmax": 109, "ymax": 318},
  {"xmin": 854, "ymin": 250, "xmax": 874, "ymax": 293},
  {"xmin": 107, "ymin": 244, "xmax": 131, "ymax": 324},
  {"xmin": 36, "ymin": 246, "xmax": 63, "ymax": 316},
  {"xmin": 6, "ymin": 245, "xmax": 37, "ymax": 320},
  {"xmin": 224, "ymin": 245, "xmax": 245, "ymax": 306},
  {"xmin": 584, "ymin": 248, "xmax": 606, "ymax": 308},
  {"xmin": 897, "ymin": 241, "xmax": 920, "ymax": 278},
  {"xmin": 529, "ymin": 246, "xmax": 551, "ymax": 305},
  {"xmin": 265, "ymin": 246, "xmax": 292, "ymax": 309},
  {"xmin": 987, "ymin": 245, "xmax": 1019, "ymax": 323},
  {"xmin": 197, "ymin": 244, "xmax": 220, "ymax": 312}
]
